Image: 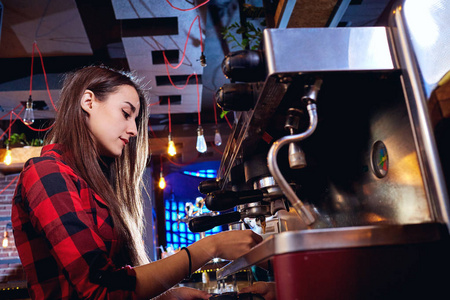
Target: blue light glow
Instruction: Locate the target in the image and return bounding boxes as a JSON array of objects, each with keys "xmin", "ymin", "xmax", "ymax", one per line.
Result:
[{"xmin": 182, "ymin": 169, "xmax": 218, "ymax": 178}]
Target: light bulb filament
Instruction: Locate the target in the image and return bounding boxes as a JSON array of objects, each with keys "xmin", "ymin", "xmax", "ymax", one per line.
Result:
[
  {"xmin": 168, "ymin": 134, "xmax": 177, "ymax": 156},
  {"xmin": 159, "ymin": 172, "xmax": 166, "ymax": 189},
  {"xmin": 4, "ymin": 144, "xmax": 12, "ymax": 165}
]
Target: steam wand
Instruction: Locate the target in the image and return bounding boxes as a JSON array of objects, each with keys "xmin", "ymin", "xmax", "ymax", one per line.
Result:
[{"xmin": 267, "ymin": 78, "xmax": 322, "ymax": 225}]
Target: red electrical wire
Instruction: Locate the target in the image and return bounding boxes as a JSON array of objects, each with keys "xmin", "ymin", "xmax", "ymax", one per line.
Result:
[
  {"xmin": 210, "ymin": 141, "xmax": 223, "ymax": 155},
  {"xmin": 1, "ymin": 41, "xmax": 59, "ymax": 143},
  {"xmin": 224, "ymin": 114, "xmax": 232, "ymax": 129},
  {"xmin": 30, "ymin": 44, "xmax": 35, "ymax": 96},
  {"xmin": 165, "ymin": 153, "xmax": 200, "ymax": 166},
  {"xmin": 8, "ymin": 112, "xmax": 12, "ymax": 140},
  {"xmin": 0, "ymin": 104, "xmax": 22, "ymax": 121},
  {"xmin": 147, "ymin": 121, "xmax": 167, "ymax": 148},
  {"xmin": 213, "ymin": 96, "xmax": 218, "ymax": 125},
  {"xmin": 0, "ymin": 107, "xmax": 25, "ymax": 141},
  {"xmin": 163, "ymin": 64, "xmax": 196, "ymax": 90},
  {"xmin": 163, "ymin": 15, "xmax": 203, "ymax": 70},
  {"xmin": 0, "ymin": 176, "xmax": 18, "ymax": 195},
  {"xmin": 148, "ymin": 121, "xmax": 157, "ymax": 138},
  {"xmin": 195, "ymin": 74, "xmax": 201, "ymax": 126},
  {"xmin": 161, "ymin": 70, "xmax": 201, "ymax": 126},
  {"xmin": 168, "ymin": 97, "xmax": 172, "ymax": 133},
  {"xmin": 12, "ymin": 111, "xmax": 55, "ymax": 132},
  {"xmin": 33, "ymin": 42, "xmax": 57, "ymax": 111},
  {"xmin": 165, "ymin": 0, "xmax": 209, "ymax": 11},
  {"xmin": 149, "ymin": 99, "xmax": 162, "ymax": 106}
]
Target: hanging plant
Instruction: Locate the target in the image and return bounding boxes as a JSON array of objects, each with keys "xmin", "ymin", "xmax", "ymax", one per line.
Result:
[
  {"xmin": 221, "ymin": 20, "xmax": 263, "ymax": 50},
  {"xmin": 5, "ymin": 133, "xmax": 43, "ymax": 147}
]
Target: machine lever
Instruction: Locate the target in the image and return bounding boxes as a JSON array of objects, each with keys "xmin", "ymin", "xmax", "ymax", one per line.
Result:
[
  {"xmin": 188, "ymin": 211, "xmax": 242, "ymax": 232},
  {"xmin": 205, "ymin": 190, "xmax": 265, "ymax": 212}
]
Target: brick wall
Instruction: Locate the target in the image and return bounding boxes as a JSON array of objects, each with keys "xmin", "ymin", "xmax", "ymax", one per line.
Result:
[{"xmin": 0, "ymin": 173, "xmax": 25, "ymax": 283}]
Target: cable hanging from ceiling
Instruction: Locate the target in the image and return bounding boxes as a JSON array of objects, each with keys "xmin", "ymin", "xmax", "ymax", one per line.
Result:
[
  {"xmin": 165, "ymin": 0, "xmax": 210, "ymax": 12},
  {"xmin": 159, "ymin": 155, "xmax": 166, "ymax": 190},
  {"xmin": 1, "ymin": 41, "xmax": 56, "ymax": 165},
  {"xmin": 213, "ymin": 95, "xmax": 222, "ymax": 146},
  {"xmin": 167, "ymin": 97, "xmax": 177, "ymax": 156},
  {"xmin": 163, "ymin": 4, "xmax": 208, "ymax": 154},
  {"xmin": 162, "ymin": 15, "xmax": 205, "ymax": 70}
]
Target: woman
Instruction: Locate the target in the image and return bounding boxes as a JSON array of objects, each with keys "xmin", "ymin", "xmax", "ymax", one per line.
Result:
[{"xmin": 11, "ymin": 66, "xmax": 262, "ymax": 299}]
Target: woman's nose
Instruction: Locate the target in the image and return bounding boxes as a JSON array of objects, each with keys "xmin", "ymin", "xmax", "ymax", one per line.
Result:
[{"xmin": 128, "ymin": 121, "xmax": 138, "ymax": 137}]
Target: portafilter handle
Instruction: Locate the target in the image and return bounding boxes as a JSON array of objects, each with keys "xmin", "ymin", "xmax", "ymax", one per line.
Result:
[
  {"xmin": 205, "ymin": 190, "xmax": 265, "ymax": 212},
  {"xmin": 188, "ymin": 211, "xmax": 242, "ymax": 232},
  {"xmin": 198, "ymin": 178, "xmax": 223, "ymax": 195}
]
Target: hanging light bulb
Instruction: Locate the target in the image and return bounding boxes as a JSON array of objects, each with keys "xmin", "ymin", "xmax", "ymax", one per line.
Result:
[
  {"xmin": 4, "ymin": 143, "xmax": 12, "ymax": 165},
  {"xmin": 214, "ymin": 128, "xmax": 222, "ymax": 146},
  {"xmin": 23, "ymin": 95, "xmax": 35, "ymax": 125},
  {"xmin": 167, "ymin": 133, "xmax": 177, "ymax": 156},
  {"xmin": 159, "ymin": 171, "xmax": 166, "ymax": 190},
  {"xmin": 2, "ymin": 231, "xmax": 8, "ymax": 248},
  {"xmin": 196, "ymin": 126, "xmax": 207, "ymax": 153}
]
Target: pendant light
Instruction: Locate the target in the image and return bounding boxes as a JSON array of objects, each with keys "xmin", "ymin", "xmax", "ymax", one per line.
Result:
[
  {"xmin": 167, "ymin": 97, "xmax": 177, "ymax": 156},
  {"xmin": 159, "ymin": 156, "xmax": 166, "ymax": 189},
  {"xmin": 213, "ymin": 96, "xmax": 222, "ymax": 146},
  {"xmin": 4, "ymin": 142, "xmax": 12, "ymax": 165},
  {"xmin": 159, "ymin": 171, "xmax": 166, "ymax": 190},
  {"xmin": 196, "ymin": 126, "xmax": 207, "ymax": 153},
  {"xmin": 23, "ymin": 95, "xmax": 35, "ymax": 125}
]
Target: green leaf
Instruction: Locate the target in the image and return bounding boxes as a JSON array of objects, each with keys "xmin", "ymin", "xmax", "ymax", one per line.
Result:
[{"xmin": 220, "ymin": 110, "xmax": 229, "ymax": 119}]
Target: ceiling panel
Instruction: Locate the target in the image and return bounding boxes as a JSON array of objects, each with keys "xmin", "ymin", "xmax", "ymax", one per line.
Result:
[{"xmin": 112, "ymin": 0, "xmax": 207, "ymax": 115}]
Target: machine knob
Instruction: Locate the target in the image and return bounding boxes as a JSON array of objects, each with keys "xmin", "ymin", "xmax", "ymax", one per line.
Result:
[
  {"xmin": 188, "ymin": 211, "xmax": 241, "ymax": 232},
  {"xmin": 205, "ymin": 190, "xmax": 264, "ymax": 211}
]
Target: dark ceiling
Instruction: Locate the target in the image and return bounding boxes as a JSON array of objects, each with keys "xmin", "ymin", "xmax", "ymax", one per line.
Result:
[{"xmin": 0, "ymin": 0, "xmax": 394, "ymax": 170}]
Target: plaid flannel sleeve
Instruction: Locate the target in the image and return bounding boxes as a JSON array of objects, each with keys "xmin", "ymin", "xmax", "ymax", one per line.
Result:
[{"xmin": 19, "ymin": 156, "xmax": 137, "ymax": 299}]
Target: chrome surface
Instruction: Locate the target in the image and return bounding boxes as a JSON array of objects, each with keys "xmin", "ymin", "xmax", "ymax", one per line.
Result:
[
  {"xmin": 400, "ymin": 0, "xmax": 450, "ymax": 98},
  {"xmin": 254, "ymin": 176, "xmax": 276, "ymax": 190},
  {"xmin": 267, "ymin": 103, "xmax": 318, "ymax": 225},
  {"xmin": 218, "ymin": 26, "xmax": 431, "ymax": 228},
  {"xmin": 263, "ymin": 27, "xmax": 395, "ymax": 76},
  {"xmin": 217, "ymin": 223, "xmax": 445, "ymax": 280},
  {"xmin": 389, "ymin": 0, "xmax": 450, "ymax": 230}
]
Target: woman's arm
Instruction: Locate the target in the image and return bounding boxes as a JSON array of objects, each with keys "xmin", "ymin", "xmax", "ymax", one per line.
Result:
[
  {"xmin": 18, "ymin": 156, "xmax": 262, "ymax": 299},
  {"xmin": 134, "ymin": 230, "xmax": 262, "ymax": 299}
]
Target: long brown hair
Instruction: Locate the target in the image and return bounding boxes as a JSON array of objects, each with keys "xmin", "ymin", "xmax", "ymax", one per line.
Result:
[{"xmin": 47, "ymin": 65, "xmax": 149, "ymax": 266}]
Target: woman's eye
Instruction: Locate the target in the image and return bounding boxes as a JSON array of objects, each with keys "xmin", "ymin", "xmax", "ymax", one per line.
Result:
[{"xmin": 122, "ymin": 110, "xmax": 131, "ymax": 119}]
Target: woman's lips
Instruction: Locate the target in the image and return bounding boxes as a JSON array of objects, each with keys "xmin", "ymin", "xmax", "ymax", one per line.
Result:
[{"xmin": 120, "ymin": 138, "xmax": 129, "ymax": 145}]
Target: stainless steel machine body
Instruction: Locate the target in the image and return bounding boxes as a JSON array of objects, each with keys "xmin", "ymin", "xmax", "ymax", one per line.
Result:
[{"xmin": 207, "ymin": 0, "xmax": 450, "ymax": 298}]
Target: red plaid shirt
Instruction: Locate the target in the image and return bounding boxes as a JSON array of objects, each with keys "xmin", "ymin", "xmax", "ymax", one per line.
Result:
[{"xmin": 11, "ymin": 144, "xmax": 138, "ymax": 299}]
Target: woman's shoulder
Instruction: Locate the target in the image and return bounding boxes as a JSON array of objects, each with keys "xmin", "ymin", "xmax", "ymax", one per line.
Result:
[
  {"xmin": 21, "ymin": 145, "xmax": 77, "ymax": 180},
  {"xmin": 23, "ymin": 153, "xmax": 71, "ymax": 173}
]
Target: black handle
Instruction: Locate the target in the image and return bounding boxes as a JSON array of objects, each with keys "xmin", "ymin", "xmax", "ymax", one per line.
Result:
[
  {"xmin": 198, "ymin": 179, "xmax": 222, "ymax": 194},
  {"xmin": 205, "ymin": 190, "xmax": 264, "ymax": 212},
  {"xmin": 188, "ymin": 211, "xmax": 242, "ymax": 232}
]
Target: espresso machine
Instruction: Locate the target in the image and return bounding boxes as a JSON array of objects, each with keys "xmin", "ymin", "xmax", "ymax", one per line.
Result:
[{"xmin": 189, "ymin": 0, "xmax": 450, "ymax": 298}]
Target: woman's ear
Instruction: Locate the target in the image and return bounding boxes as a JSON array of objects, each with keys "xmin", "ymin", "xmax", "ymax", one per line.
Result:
[{"xmin": 80, "ymin": 89, "xmax": 95, "ymax": 114}]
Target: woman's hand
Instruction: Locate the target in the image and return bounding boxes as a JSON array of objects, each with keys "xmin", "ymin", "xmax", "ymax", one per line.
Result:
[
  {"xmin": 239, "ymin": 282, "xmax": 277, "ymax": 300},
  {"xmin": 209, "ymin": 230, "xmax": 263, "ymax": 260},
  {"xmin": 154, "ymin": 286, "xmax": 211, "ymax": 300}
]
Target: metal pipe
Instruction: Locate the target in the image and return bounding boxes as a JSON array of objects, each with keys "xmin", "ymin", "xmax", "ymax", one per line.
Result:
[{"xmin": 267, "ymin": 102, "xmax": 318, "ymax": 225}]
